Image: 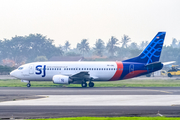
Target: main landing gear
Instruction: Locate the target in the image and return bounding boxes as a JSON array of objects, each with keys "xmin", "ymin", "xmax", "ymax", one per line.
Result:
[
  {"xmin": 89, "ymin": 82, "xmax": 94, "ymax": 87},
  {"xmin": 81, "ymin": 82, "xmax": 87, "ymax": 87},
  {"xmin": 81, "ymin": 81, "xmax": 94, "ymax": 88}
]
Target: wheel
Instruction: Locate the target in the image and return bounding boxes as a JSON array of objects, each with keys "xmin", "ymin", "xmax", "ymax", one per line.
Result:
[
  {"xmin": 81, "ymin": 82, "xmax": 87, "ymax": 88},
  {"xmin": 89, "ymin": 82, "xmax": 94, "ymax": 87},
  {"xmin": 27, "ymin": 83, "xmax": 31, "ymax": 87},
  {"xmin": 168, "ymin": 73, "xmax": 172, "ymax": 77}
]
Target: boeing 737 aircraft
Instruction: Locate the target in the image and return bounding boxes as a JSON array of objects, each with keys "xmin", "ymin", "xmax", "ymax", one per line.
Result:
[{"xmin": 10, "ymin": 32, "xmax": 166, "ymax": 87}]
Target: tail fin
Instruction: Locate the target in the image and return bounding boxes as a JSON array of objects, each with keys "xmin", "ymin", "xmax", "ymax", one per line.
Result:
[{"xmin": 123, "ymin": 32, "xmax": 166, "ymax": 64}]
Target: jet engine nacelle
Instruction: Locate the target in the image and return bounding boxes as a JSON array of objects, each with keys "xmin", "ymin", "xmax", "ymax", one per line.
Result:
[{"xmin": 52, "ymin": 75, "xmax": 70, "ymax": 84}]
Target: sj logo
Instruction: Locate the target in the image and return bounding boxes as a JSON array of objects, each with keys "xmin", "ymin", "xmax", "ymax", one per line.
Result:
[{"xmin": 36, "ymin": 65, "xmax": 46, "ymax": 77}]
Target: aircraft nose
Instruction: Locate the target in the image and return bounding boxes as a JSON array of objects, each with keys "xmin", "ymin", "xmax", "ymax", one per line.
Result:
[{"xmin": 10, "ymin": 70, "xmax": 16, "ymax": 77}]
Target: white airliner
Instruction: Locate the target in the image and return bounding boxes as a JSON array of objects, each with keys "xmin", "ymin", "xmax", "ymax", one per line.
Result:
[{"xmin": 10, "ymin": 32, "xmax": 166, "ymax": 87}]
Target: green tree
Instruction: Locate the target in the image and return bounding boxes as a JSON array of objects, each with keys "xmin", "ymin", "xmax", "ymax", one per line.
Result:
[
  {"xmin": 77, "ymin": 39, "xmax": 90, "ymax": 57},
  {"xmin": 93, "ymin": 39, "xmax": 105, "ymax": 57},
  {"xmin": 64, "ymin": 41, "xmax": 71, "ymax": 52},
  {"xmin": 25, "ymin": 34, "xmax": 63, "ymax": 61},
  {"xmin": 0, "ymin": 65, "xmax": 15, "ymax": 75},
  {"xmin": 139, "ymin": 41, "xmax": 149, "ymax": 50},
  {"xmin": 34, "ymin": 56, "xmax": 48, "ymax": 62},
  {"xmin": 172, "ymin": 38, "xmax": 178, "ymax": 48},
  {"xmin": 121, "ymin": 34, "xmax": 131, "ymax": 48},
  {"xmin": 106, "ymin": 36, "xmax": 119, "ymax": 57},
  {"xmin": 65, "ymin": 52, "xmax": 80, "ymax": 56},
  {"xmin": 129, "ymin": 42, "xmax": 138, "ymax": 50},
  {"xmin": 0, "ymin": 34, "xmax": 64, "ymax": 64}
]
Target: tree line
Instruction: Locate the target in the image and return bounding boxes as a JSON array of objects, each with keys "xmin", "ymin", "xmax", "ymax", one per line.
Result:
[{"xmin": 0, "ymin": 34, "xmax": 180, "ymax": 66}]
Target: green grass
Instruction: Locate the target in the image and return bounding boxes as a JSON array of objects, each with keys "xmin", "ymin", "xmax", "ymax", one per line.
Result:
[
  {"xmin": 1, "ymin": 79, "xmax": 180, "ymax": 87},
  {"xmin": 30, "ymin": 117, "xmax": 180, "ymax": 120}
]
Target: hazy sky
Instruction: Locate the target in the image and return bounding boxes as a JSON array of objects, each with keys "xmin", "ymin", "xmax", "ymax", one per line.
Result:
[{"xmin": 0, "ymin": 0, "xmax": 180, "ymax": 48}]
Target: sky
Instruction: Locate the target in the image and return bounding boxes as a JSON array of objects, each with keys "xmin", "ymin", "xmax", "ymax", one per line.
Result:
[{"xmin": 0, "ymin": 0, "xmax": 180, "ymax": 48}]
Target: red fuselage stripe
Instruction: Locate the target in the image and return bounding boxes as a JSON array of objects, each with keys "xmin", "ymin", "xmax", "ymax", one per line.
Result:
[
  {"xmin": 109, "ymin": 62, "xmax": 123, "ymax": 81},
  {"xmin": 123, "ymin": 70, "xmax": 147, "ymax": 79}
]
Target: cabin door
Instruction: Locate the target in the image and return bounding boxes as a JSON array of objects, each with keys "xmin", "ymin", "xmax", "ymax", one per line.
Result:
[{"xmin": 29, "ymin": 64, "xmax": 34, "ymax": 74}]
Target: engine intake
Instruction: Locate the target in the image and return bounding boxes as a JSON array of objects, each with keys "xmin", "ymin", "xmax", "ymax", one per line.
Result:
[{"xmin": 52, "ymin": 75, "xmax": 70, "ymax": 84}]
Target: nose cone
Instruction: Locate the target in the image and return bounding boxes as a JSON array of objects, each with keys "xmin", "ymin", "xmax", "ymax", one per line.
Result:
[
  {"xmin": 10, "ymin": 70, "xmax": 19, "ymax": 78},
  {"xmin": 10, "ymin": 70, "xmax": 16, "ymax": 77}
]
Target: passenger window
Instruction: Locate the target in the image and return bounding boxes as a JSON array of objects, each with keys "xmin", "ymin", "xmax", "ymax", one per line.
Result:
[
  {"xmin": 69, "ymin": 68, "xmax": 71, "ymax": 70},
  {"xmin": 71, "ymin": 68, "xmax": 73, "ymax": 70},
  {"xmin": 55, "ymin": 68, "xmax": 56, "ymax": 70},
  {"xmin": 84, "ymin": 68, "xmax": 86, "ymax": 70},
  {"xmin": 50, "ymin": 68, "xmax": 51, "ymax": 70},
  {"xmin": 92, "ymin": 68, "xmax": 93, "ymax": 70},
  {"xmin": 87, "ymin": 68, "xmax": 88, "ymax": 70},
  {"xmin": 79, "ymin": 68, "xmax": 81, "ymax": 70},
  {"xmin": 97, "ymin": 68, "xmax": 98, "ymax": 70},
  {"xmin": 89, "ymin": 68, "xmax": 91, "ymax": 70},
  {"xmin": 82, "ymin": 68, "xmax": 83, "ymax": 70},
  {"xmin": 94, "ymin": 68, "xmax": 96, "ymax": 70}
]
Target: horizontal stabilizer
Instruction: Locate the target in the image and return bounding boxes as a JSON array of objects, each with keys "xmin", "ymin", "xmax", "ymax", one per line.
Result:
[
  {"xmin": 145, "ymin": 62, "xmax": 162, "ymax": 68},
  {"xmin": 162, "ymin": 61, "xmax": 176, "ymax": 65}
]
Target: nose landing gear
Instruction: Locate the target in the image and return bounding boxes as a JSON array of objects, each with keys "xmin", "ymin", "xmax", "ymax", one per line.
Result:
[
  {"xmin": 27, "ymin": 82, "xmax": 31, "ymax": 87},
  {"xmin": 21, "ymin": 80, "xmax": 31, "ymax": 87}
]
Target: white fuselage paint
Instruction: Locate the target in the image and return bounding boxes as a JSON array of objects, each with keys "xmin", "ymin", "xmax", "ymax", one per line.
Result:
[{"xmin": 11, "ymin": 61, "xmax": 122, "ymax": 82}]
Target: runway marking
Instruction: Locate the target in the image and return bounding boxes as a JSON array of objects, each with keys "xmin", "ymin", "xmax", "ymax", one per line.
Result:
[
  {"xmin": 1, "ymin": 95, "xmax": 180, "ymax": 106},
  {"xmin": 140, "ymin": 89, "xmax": 172, "ymax": 94},
  {"xmin": 171, "ymin": 104, "xmax": 180, "ymax": 106},
  {"xmin": 159, "ymin": 91, "xmax": 172, "ymax": 94}
]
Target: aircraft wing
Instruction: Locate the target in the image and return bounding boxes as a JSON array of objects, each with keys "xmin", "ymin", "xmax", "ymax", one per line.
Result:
[
  {"xmin": 71, "ymin": 71, "xmax": 89, "ymax": 78},
  {"xmin": 62, "ymin": 71, "xmax": 98, "ymax": 83}
]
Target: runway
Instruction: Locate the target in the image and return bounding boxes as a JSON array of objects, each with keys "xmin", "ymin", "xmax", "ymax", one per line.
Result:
[{"xmin": 0, "ymin": 87, "xmax": 180, "ymax": 118}]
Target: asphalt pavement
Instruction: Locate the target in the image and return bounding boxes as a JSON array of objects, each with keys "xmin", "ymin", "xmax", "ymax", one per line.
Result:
[{"xmin": 0, "ymin": 87, "xmax": 180, "ymax": 119}]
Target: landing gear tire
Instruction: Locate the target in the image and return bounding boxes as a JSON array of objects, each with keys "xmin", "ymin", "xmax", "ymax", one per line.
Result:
[
  {"xmin": 168, "ymin": 73, "xmax": 172, "ymax": 77},
  {"xmin": 89, "ymin": 82, "xmax": 94, "ymax": 87},
  {"xmin": 81, "ymin": 82, "xmax": 87, "ymax": 88},
  {"xmin": 27, "ymin": 83, "xmax": 31, "ymax": 87}
]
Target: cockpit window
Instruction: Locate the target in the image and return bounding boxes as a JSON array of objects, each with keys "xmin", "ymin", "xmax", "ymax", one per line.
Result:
[{"xmin": 18, "ymin": 67, "xmax": 23, "ymax": 70}]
